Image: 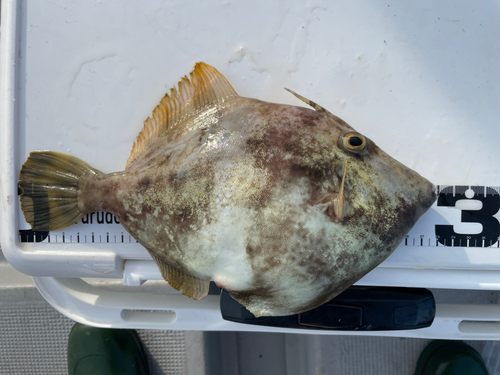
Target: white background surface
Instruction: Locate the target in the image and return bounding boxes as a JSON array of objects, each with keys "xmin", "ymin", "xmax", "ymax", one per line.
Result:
[
  {"xmin": 20, "ymin": 0, "xmax": 500, "ymax": 187},
  {"xmin": 3, "ymin": 2, "xmax": 500, "ymax": 372}
]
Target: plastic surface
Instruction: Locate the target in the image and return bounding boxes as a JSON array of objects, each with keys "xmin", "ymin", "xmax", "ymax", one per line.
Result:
[
  {"xmin": 1, "ymin": 0, "xmax": 500, "ymax": 334},
  {"xmin": 482, "ymin": 341, "xmax": 500, "ymax": 375},
  {"xmin": 31, "ymin": 276, "xmax": 500, "ymax": 340}
]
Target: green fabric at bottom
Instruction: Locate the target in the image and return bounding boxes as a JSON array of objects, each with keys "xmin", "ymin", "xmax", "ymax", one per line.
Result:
[
  {"xmin": 415, "ymin": 340, "xmax": 489, "ymax": 375},
  {"xmin": 68, "ymin": 323, "xmax": 149, "ymax": 375}
]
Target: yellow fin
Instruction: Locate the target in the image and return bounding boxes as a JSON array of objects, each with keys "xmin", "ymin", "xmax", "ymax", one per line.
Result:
[
  {"xmin": 332, "ymin": 160, "xmax": 348, "ymax": 221},
  {"xmin": 127, "ymin": 62, "xmax": 239, "ymax": 168},
  {"xmin": 151, "ymin": 254, "xmax": 210, "ymax": 300},
  {"xmin": 321, "ymin": 160, "xmax": 350, "ymax": 222},
  {"xmin": 284, "ymin": 88, "xmax": 350, "ymax": 127},
  {"xmin": 18, "ymin": 151, "xmax": 101, "ymax": 231}
]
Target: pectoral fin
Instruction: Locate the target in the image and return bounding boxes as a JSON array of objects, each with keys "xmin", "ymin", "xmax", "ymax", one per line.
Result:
[
  {"xmin": 325, "ymin": 195, "xmax": 350, "ymax": 222},
  {"xmin": 151, "ymin": 254, "xmax": 210, "ymax": 300},
  {"xmin": 321, "ymin": 160, "xmax": 349, "ymax": 222}
]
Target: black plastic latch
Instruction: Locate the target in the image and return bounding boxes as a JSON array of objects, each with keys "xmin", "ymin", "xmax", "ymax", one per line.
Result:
[{"xmin": 220, "ymin": 286, "xmax": 435, "ymax": 331}]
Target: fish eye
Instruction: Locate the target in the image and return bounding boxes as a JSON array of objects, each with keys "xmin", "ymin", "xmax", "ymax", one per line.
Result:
[{"xmin": 340, "ymin": 132, "xmax": 366, "ymax": 153}]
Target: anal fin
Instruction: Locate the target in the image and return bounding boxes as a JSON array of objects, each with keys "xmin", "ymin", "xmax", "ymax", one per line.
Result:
[{"xmin": 151, "ymin": 254, "xmax": 209, "ymax": 300}]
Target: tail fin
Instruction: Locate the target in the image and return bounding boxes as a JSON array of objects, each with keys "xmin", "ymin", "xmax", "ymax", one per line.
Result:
[{"xmin": 18, "ymin": 151, "xmax": 101, "ymax": 231}]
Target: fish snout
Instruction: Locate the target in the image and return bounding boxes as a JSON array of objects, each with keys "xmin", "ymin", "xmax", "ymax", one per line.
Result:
[
  {"xmin": 423, "ymin": 182, "xmax": 437, "ymax": 209},
  {"xmin": 430, "ymin": 183, "xmax": 437, "ymax": 204},
  {"xmin": 413, "ymin": 180, "xmax": 437, "ymax": 220}
]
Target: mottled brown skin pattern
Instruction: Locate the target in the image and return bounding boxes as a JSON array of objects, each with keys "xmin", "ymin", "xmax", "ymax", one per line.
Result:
[{"xmin": 80, "ymin": 97, "xmax": 436, "ymax": 317}]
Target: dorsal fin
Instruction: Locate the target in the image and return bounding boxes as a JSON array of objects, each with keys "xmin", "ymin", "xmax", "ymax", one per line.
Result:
[
  {"xmin": 126, "ymin": 62, "xmax": 238, "ymax": 168},
  {"xmin": 284, "ymin": 88, "xmax": 350, "ymax": 127}
]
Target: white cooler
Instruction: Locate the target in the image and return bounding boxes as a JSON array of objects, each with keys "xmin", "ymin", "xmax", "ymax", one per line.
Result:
[{"xmin": 1, "ymin": 0, "xmax": 500, "ymax": 339}]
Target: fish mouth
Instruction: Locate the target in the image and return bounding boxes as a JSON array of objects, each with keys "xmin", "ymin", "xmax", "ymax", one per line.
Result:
[
  {"xmin": 427, "ymin": 183, "xmax": 438, "ymax": 208},
  {"xmin": 417, "ymin": 181, "xmax": 437, "ymax": 217},
  {"xmin": 430, "ymin": 184, "xmax": 438, "ymax": 204}
]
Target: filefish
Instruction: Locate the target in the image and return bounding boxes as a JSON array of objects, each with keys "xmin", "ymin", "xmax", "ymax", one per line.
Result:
[{"xmin": 18, "ymin": 63, "xmax": 436, "ymax": 317}]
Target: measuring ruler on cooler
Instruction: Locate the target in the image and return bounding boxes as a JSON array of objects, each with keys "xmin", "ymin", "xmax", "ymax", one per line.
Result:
[
  {"xmin": 399, "ymin": 185, "xmax": 500, "ymax": 249},
  {"xmin": 19, "ymin": 185, "xmax": 500, "ymax": 248},
  {"xmin": 19, "ymin": 211, "xmax": 137, "ymax": 244},
  {"xmin": 433, "ymin": 185, "xmax": 500, "ymax": 248}
]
